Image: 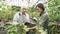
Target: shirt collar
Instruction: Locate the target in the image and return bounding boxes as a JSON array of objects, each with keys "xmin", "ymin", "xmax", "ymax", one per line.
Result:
[
  {"xmin": 40, "ymin": 11, "xmax": 45, "ymax": 16},
  {"xmin": 20, "ymin": 12, "xmax": 26, "ymax": 16}
]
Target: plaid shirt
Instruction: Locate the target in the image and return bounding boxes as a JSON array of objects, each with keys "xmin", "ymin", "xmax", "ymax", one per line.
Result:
[{"xmin": 39, "ymin": 11, "xmax": 49, "ymax": 29}]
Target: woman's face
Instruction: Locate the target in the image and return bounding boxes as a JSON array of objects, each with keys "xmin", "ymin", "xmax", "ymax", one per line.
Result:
[{"xmin": 36, "ymin": 7, "xmax": 43, "ymax": 13}]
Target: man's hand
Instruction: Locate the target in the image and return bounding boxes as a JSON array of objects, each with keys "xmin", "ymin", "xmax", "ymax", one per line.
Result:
[
  {"xmin": 12, "ymin": 22, "xmax": 19, "ymax": 25},
  {"xmin": 33, "ymin": 17, "xmax": 37, "ymax": 22},
  {"xmin": 27, "ymin": 26, "xmax": 36, "ymax": 30}
]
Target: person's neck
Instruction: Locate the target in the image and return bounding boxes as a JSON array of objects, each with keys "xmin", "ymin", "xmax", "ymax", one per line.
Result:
[
  {"xmin": 40, "ymin": 11, "xmax": 44, "ymax": 16},
  {"xmin": 22, "ymin": 12, "xmax": 26, "ymax": 15}
]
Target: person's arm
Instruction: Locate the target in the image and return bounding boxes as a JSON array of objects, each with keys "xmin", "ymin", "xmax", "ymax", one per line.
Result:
[
  {"xmin": 25, "ymin": 14, "xmax": 30, "ymax": 23},
  {"xmin": 27, "ymin": 26, "xmax": 36, "ymax": 30},
  {"xmin": 39, "ymin": 14, "xmax": 48, "ymax": 25},
  {"xmin": 13, "ymin": 13, "xmax": 19, "ymax": 25}
]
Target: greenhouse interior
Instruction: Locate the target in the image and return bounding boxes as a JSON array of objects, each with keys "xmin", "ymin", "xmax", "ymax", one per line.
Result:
[{"xmin": 0, "ymin": 0, "xmax": 60, "ymax": 34}]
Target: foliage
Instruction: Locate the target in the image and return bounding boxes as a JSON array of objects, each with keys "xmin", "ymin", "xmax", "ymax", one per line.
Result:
[
  {"xmin": 47, "ymin": 0, "xmax": 60, "ymax": 34},
  {"xmin": 4, "ymin": 22, "xmax": 27, "ymax": 34},
  {"xmin": 0, "ymin": 2, "xmax": 20, "ymax": 20},
  {"xmin": 0, "ymin": 0, "xmax": 60, "ymax": 34},
  {"xmin": 47, "ymin": 0, "xmax": 60, "ymax": 23}
]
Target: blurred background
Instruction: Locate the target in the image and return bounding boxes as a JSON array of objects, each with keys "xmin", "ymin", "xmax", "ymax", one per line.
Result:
[{"xmin": 0, "ymin": 0, "xmax": 60, "ymax": 34}]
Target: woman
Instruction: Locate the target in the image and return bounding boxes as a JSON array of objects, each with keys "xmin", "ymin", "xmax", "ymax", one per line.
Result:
[{"xmin": 36, "ymin": 3, "xmax": 49, "ymax": 34}]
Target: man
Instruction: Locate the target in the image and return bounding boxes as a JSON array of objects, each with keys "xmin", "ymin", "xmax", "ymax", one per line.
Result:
[
  {"xmin": 36, "ymin": 3, "xmax": 49, "ymax": 34},
  {"xmin": 13, "ymin": 5, "xmax": 36, "ymax": 34},
  {"xmin": 13, "ymin": 6, "xmax": 30, "ymax": 25}
]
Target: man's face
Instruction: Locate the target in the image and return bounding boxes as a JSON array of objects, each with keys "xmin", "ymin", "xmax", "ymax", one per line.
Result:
[
  {"xmin": 36, "ymin": 7, "xmax": 43, "ymax": 13},
  {"xmin": 21, "ymin": 7, "xmax": 27, "ymax": 14}
]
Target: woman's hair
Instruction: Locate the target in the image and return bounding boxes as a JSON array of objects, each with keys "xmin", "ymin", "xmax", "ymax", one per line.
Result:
[
  {"xmin": 36, "ymin": 3, "xmax": 45, "ymax": 11},
  {"xmin": 0, "ymin": 19, "xmax": 1, "ymax": 22}
]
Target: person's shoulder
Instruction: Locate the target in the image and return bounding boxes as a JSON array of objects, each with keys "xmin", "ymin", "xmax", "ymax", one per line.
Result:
[
  {"xmin": 44, "ymin": 11, "xmax": 48, "ymax": 15},
  {"xmin": 26, "ymin": 13, "xmax": 29, "ymax": 15},
  {"xmin": 16, "ymin": 12, "xmax": 20, "ymax": 14},
  {"xmin": 14, "ymin": 12, "xmax": 21, "ymax": 16},
  {"xmin": 42, "ymin": 12, "xmax": 49, "ymax": 17},
  {"xmin": 25, "ymin": 13, "xmax": 29, "ymax": 17}
]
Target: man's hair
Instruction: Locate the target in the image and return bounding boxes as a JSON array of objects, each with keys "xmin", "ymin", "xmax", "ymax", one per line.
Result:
[{"xmin": 36, "ymin": 3, "xmax": 45, "ymax": 11}]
